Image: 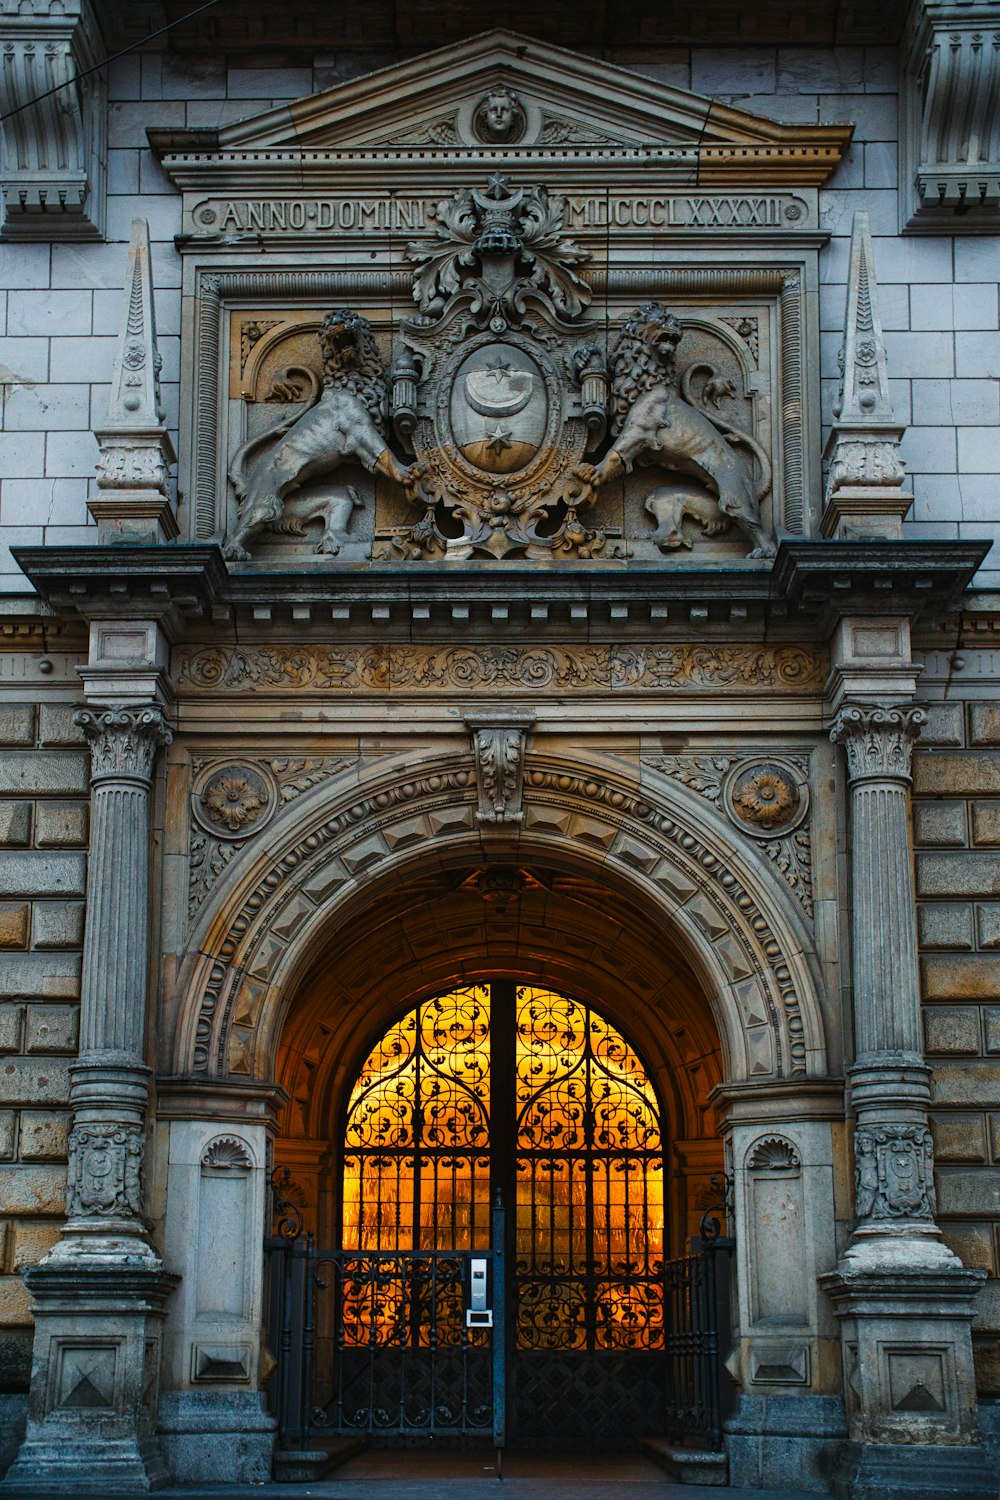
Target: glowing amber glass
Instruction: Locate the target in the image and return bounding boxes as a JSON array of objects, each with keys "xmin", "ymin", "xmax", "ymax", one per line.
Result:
[{"xmin": 341, "ymin": 983, "xmax": 664, "ymax": 1351}]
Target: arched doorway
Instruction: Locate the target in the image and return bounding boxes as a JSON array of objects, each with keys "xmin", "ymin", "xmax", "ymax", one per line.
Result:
[{"xmin": 337, "ymin": 980, "xmax": 667, "ymax": 1448}]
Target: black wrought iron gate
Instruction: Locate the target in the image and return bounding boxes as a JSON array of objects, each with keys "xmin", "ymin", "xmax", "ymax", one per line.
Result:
[
  {"xmin": 265, "ymin": 1192, "xmax": 506, "ymax": 1448},
  {"xmin": 265, "ymin": 1196, "xmax": 732, "ymax": 1453}
]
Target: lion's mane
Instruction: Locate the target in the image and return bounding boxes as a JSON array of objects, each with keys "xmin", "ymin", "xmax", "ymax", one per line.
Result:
[
  {"xmin": 319, "ymin": 309, "xmax": 389, "ymax": 432},
  {"xmin": 608, "ymin": 302, "xmax": 683, "ymax": 438}
]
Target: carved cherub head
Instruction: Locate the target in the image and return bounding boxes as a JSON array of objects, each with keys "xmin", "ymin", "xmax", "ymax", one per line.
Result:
[{"xmin": 473, "ymin": 87, "xmax": 526, "ymax": 143}]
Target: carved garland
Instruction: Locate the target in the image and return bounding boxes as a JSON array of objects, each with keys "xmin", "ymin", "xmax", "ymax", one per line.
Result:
[{"xmin": 186, "ymin": 759, "xmax": 810, "ymax": 1080}]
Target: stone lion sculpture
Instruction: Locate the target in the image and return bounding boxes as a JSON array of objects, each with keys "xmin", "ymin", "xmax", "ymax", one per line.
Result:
[
  {"xmin": 574, "ymin": 302, "xmax": 776, "ymax": 558},
  {"xmin": 223, "ymin": 308, "xmax": 418, "ymax": 561}
]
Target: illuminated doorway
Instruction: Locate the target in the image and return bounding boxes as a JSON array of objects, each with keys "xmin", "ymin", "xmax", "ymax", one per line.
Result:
[{"xmin": 339, "ymin": 980, "xmax": 666, "ymax": 1447}]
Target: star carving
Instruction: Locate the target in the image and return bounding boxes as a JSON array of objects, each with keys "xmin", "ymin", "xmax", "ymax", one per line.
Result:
[
  {"xmin": 484, "ymin": 356, "xmax": 513, "ymax": 383},
  {"xmin": 485, "ymin": 424, "xmax": 513, "ymax": 454}
]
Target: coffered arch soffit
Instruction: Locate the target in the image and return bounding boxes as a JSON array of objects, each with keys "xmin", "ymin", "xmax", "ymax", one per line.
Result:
[{"xmin": 169, "ymin": 745, "xmax": 828, "ymax": 1091}]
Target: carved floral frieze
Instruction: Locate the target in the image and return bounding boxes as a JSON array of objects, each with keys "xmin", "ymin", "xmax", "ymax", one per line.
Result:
[{"xmin": 175, "ymin": 643, "xmax": 824, "ymax": 695}]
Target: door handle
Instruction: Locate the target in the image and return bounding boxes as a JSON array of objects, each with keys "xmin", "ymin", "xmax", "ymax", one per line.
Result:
[{"xmin": 466, "ymin": 1256, "xmax": 493, "ymax": 1328}]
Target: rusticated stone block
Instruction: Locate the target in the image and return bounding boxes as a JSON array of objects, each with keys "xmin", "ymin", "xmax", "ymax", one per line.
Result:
[
  {"xmin": 972, "ymin": 1338, "xmax": 1000, "ymax": 1395},
  {"xmin": 971, "ymin": 802, "xmax": 1000, "ymax": 846},
  {"xmin": 0, "ymin": 852, "xmax": 86, "ymax": 898},
  {"xmin": 12, "ymin": 1222, "xmax": 60, "ymax": 1268},
  {"xmin": 0, "ymin": 952, "xmax": 80, "ymax": 1001},
  {"xmin": 0, "ymin": 1113, "xmax": 16, "ymax": 1159},
  {"xmin": 918, "ymin": 903, "xmax": 974, "ymax": 949},
  {"xmin": 0, "ymin": 1277, "xmax": 32, "ymax": 1325},
  {"xmin": 0, "ymin": 905, "xmax": 29, "ymax": 950},
  {"xmin": 942, "ymin": 1222, "xmax": 996, "ymax": 1272},
  {"xmin": 979, "ymin": 905, "xmax": 1000, "ymax": 949},
  {"xmin": 0, "ymin": 1008, "xmax": 22, "ymax": 1053},
  {"xmin": 18, "ymin": 1111, "xmax": 70, "ymax": 1161},
  {"xmin": 936, "ymin": 1168, "xmax": 1000, "ymax": 1218},
  {"xmin": 918, "ymin": 702, "xmax": 965, "ymax": 748},
  {"xmin": 971, "ymin": 703, "xmax": 1000, "ymax": 746},
  {"xmin": 0, "ymin": 707, "xmax": 34, "ymax": 747},
  {"xmin": 0, "ymin": 753, "xmax": 88, "ymax": 797},
  {"xmin": 923, "ymin": 1006, "xmax": 981, "ymax": 1055},
  {"xmin": 0, "ymin": 1059, "xmax": 70, "ymax": 1106},
  {"xmin": 922, "ymin": 955, "xmax": 1000, "ymax": 1001},
  {"xmin": 0, "ymin": 804, "xmax": 31, "ymax": 848},
  {"xmin": 990, "ymin": 1115, "xmax": 1000, "ymax": 1160},
  {"xmin": 934, "ymin": 1065, "xmax": 1000, "ymax": 1107},
  {"xmin": 913, "ymin": 801, "xmax": 967, "ymax": 847},
  {"xmin": 913, "ymin": 751, "xmax": 1000, "ymax": 797},
  {"xmin": 33, "ymin": 801, "xmax": 88, "ymax": 848},
  {"xmin": 974, "ymin": 1279, "xmax": 1000, "ymax": 1331},
  {"xmin": 931, "ymin": 1113, "xmax": 988, "ymax": 1162},
  {"xmin": 24, "ymin": 1005, "xmax": 78, "ymax": 1055},
  {"xmin": 985, "ymin": 1009, "xmax": 1000, "ymax": 1054},
  {"xmin": 0, "ymin": 1164, "xmax": 66, "ymax": 1215},
  {"xmin": 30, "ymin": 901, "xmax": 84, "ymax": 950},
  {"xmin": 918, "ymin": 853, "xmax": 1000, "ymax": 899},
  {"xmin": 37, "ymin": 703, "xmax": 87, "ymax": 747}
]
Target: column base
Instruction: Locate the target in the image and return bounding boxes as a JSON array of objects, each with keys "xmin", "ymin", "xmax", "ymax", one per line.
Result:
[
  {"xmin": 830, "ymin": 1440, "xmax": 998, "ymax": 1500},
  {"xmin": 0, "ymin": 1436, "xmax": 170, "ymax": 1496},
  {"xmin": 0, "ymin": 1249, "xmax": 178, "ymax": 1497}
]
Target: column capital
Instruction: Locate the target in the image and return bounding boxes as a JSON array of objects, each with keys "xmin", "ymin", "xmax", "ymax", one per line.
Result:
[
  {"xmin": 75, "ymin": 705, "xmax": 172, "ymax": 784},
  {"xmin": 830, "ymin": 702, "xmax": 925, "ymax": 783}
]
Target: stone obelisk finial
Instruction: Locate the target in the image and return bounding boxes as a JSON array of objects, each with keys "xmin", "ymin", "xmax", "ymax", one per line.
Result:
[
  {"xmin": 88, "ymin": 217, "xmax": 178, "ymax": 544},
  {"xmin": 821, "ymin": 210, "xmax": 911, "ymax": 540}
]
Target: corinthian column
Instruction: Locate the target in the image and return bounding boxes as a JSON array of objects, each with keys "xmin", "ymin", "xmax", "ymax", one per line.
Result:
[
  {"xmin": 64, "ymin": 707, "xmax": 171, "ymax": 1247},
  {"xmin": 830, "ymin": 702, "xmax": 947, "ymax": 1266},
  {"xmin": 1, "ymin": 706, "xmax": 177, "ymax": 1496},
  {"xmin": 820, "ymin": 702, "xmax": 991, "ymax": 1495}
]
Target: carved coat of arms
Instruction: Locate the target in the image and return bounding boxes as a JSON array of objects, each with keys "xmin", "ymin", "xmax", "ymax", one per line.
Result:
[{"xmin": 223, "ymin": 172, "xmax": 775, "ymax": 564}]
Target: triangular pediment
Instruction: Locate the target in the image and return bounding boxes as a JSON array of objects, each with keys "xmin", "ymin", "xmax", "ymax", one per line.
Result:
[{"xmin": 155, "ymin": 29, "xmax": 850, "ymax": 187}]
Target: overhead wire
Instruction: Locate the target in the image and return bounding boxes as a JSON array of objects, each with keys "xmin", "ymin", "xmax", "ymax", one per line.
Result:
[{"xmin": 0, "ymin": 0, "xmax": 228, "ymax": 126}]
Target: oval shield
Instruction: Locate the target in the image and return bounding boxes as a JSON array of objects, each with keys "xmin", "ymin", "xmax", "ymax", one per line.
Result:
[{"xmin": 450, "ymin": 343, "xmax": 548, "ymax": 475}]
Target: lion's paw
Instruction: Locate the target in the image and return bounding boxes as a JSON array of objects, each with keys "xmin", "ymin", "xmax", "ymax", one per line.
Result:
[{"xmin": 222, "ymin": 540, "xmax": 251, "ymax": 561}]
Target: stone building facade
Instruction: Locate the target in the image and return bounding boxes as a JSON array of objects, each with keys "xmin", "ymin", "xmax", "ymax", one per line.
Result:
[{"xmin": 0, "ymin": 4, "xmax": 998, "ymax": 1496}]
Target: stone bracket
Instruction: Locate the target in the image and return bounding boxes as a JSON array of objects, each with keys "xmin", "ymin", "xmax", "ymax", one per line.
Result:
[
  {"xmin": 900, "ymin": 0, "xmax": 1000, "ymax": 231},
  {"xmin": 465, "ymin": 711, "xmax": 535, "ymax": 826},
  {"xmin": 0, "ymin": 0, "xmax": 107, "ymax": 241}
]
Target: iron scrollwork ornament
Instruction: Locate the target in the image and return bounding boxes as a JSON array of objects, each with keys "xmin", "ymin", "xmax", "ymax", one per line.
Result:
[{"xmin": 698, "ymin": 1171, "xmax": 735, "ymax": 1242}]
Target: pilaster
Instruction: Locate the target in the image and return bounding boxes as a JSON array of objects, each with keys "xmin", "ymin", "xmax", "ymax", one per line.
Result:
[
  {"xmin": 821, "ymin": 677, "xmax": 993, "ymax": 1499},
  {"xmin": 899, "ymin": 0, "xmax": 1000, "ymax": 231},
  {"xmin": 1, "ymin": 705, "xmax": 177, "ymax": 1495},
  {"xmin": 0, "ymin": 0, "xmax": 107, "ymax": 241}
]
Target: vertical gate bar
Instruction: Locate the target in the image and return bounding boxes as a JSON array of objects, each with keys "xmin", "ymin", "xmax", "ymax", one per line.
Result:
[
  {"xmin": 302, "ymin": 1233, "xmax": 316, "ymax": 1450},
  {"xmin": 492, "ymin": 1198, "xmax": 506, "ymax": 1449},
  {"xmin": 277, "ymin": 1241, "xmax": 294, "ymax": 1447}
]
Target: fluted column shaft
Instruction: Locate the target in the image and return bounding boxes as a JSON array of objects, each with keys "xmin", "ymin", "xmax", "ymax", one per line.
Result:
[
  {"xmin": 831, "ymin": 702, "xmax": 949, "ymax": 1257},
  {"xmin": 67, "ymin": 706, "xmax": 171, "ymax": 1241}
]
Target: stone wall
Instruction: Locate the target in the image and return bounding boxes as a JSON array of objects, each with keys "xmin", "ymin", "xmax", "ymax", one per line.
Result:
[
  {"xmin": 0, "ymin": 41, "xmax": 998, "ymax": 587},
  {"xmin": 914, "ymin": 696, "xmax": 1000, "ymax": 1395},
  {"xmin": 0, "ymin": 702, "xmax": 87, "ymax": 1392}
]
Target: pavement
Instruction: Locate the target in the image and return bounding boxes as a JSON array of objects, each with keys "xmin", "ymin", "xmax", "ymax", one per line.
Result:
[{"xmin": 141, "ymin": 1449, "xmax": 820, "ymax": 1500}]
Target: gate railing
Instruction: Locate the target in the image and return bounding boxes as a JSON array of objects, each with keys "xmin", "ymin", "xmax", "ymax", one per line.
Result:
[
  {"xmin": 662, "ymin": 1236, "xmax": 735, "ymax": 1448},
  {"xmin": 264, "ymin": 1189, "xmax": 506, "ymax": 1449}
]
